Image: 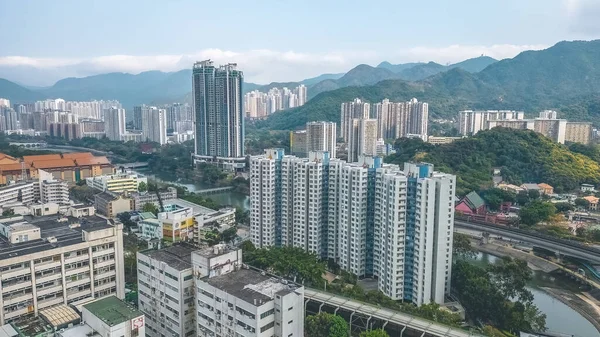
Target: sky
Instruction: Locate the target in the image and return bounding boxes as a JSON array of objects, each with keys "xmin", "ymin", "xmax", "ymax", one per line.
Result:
[{"xmin": 1, "ymin": 0, "xmax": 600, "ymax": 86}]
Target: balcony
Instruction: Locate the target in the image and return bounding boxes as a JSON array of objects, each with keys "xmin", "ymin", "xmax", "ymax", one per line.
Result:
[
  {"xmin": 2, "ymin": 280, "xmax": 32, "ymax": 293},
  {"xmin": 4, "ymin": 306, "xmax": 32, "ymax": 321},
  {"xmin": 37, "ymin": 296, "xmax": 64, "ymax": 309},
  {"xmin": 34, "ymin": 260, "xmax": 62, "ymax": 272},
  {"xmin": 94, "ymin": 269, "xmax": 116, "ymax": 280},
  {"xmin": 65, "ymin": 266, "xmax": 89, "ymax": 277},
  {"xmin": 92, "ymin": 247, "xmax": 115, "ymax": 258},
  {"xmin": 37, "ymin": 284, "xmax": 63, "ymax": 297},
  {"xmin": 64, "ymin": 254, "xmax": 89, "ymax": 264},
  {"xmin": 67, "ymin": 288, "xmax": 92, "ymax": 300},
  {"xmin": 3, "ymin": 293, "xmax": 33, "ymax": 306},
  {"xmin": 1, "ymin": 267, "xmax": 30, "ymax": 280},
  {"xmin": 66, "ymin": 276, "xmax": 91, "ymax": 288},
  {"xmin": 93, "ymin": 259, "xmax": 115, "ymax": 269},
  {"xmin": 95, "ymin": 281, "xmax": 116, "ymax": 292},
  {"xmin": 36, "ymin": 271, "xmax": 62, "ymax": 284}
]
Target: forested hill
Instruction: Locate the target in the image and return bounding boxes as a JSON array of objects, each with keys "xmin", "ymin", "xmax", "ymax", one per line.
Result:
[
  {"xmin": 259, "ymin": 40, "xmax": 600, "ymax": 130},
  {"xmin": 385, "ymin": 128, "xmax": 600, "ymax": 196}
]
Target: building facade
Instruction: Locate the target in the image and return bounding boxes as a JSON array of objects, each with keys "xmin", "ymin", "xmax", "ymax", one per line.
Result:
[
  {"xmin": 250, "ymin": 149, "xmax": 455, "ymax": 305},
  {"xmin": 140, "ymin": 106, "xmax": 167, "ymax": 145},
  {"xmin": 457, "ymin": 110, "xmax": 525, "ymax": 136},
  {"xmin": 193, "ymin": 60, "xmax": 244, "ymax": 160},
  {"xmin": 306, "ymin": 121, "xmax": 337, "ymax": 158},
  {"xmin": 347, "ymin": 118, "xmax": 378, "ymax": 163},
  {"xmin": 340, "ymin": 98, "xmax": 370, "ymax": 142},
  {"xmin": 0, "ymin": 215, "xmax": 125, "ymax": 325},
  {"xmin": 86, "ymin": 171, "xmax": 147, "ymax": 193},
  {"xmin": 104, "ymin": 107, "xmax": 126, "ymax": 141}
]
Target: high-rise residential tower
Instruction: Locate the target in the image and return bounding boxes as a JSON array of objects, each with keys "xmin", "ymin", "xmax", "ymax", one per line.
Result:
[
  {"xmin": 140, "ymin": 106, "xmax": 167, "ymax": 145},
  {"xmin": 347, "ymin": 118, "xmax": 378, "ymax": 163},
  {"xmin": 192, "ymin": 60, "xmax": 245, "ymax": 164},
  {"xmin": 340, "ymin": 98, "xmax": 370, "ymax": 141},
  {"xmin": 306, "ymin": 121, "xmax": 337, "ymax": 158},
  {"xmin": 104, "ymin": 107, "xmax": 126, "ymax": 141},
  {"xmin": 250, "ymin": 149, "xmax": 455, "ymax": 305}
]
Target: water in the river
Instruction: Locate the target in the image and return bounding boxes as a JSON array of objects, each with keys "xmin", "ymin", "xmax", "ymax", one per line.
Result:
[
  {"xmin": 141, "ymin": 171, "xmax": 251, "ymax": 210},
  {"xmin": 471, "ymin": 253, "xmax": 599, "ymax": 337}
]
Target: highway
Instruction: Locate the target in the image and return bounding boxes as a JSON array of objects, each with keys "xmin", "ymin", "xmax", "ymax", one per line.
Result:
[{"xmin": 454, "ymin": 219, "xmax": 600, "ymax": 264}]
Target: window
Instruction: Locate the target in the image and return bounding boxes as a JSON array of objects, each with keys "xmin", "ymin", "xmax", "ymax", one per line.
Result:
[{"xmin": 260, "ymin": 322, "xmax": 275, "ymax": 332}]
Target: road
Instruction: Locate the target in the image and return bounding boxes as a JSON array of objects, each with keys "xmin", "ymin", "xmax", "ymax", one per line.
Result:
[{"xmin": 454, "ymin": 219, "xmax": 600, "ymax": 264}]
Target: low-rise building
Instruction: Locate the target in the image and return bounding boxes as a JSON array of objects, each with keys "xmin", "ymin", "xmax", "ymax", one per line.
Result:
[
  {"xmin": 39, "ymin": 178, "xmax": 69, "ymax": 204},
  {"xmin": 130, "ymin": 187, "xmax": 177, "ymax": 210},
  {"xmin": 455, "ymin": 191, "xmax": 486, "ymax": 215},
  {"xmin": 537, "ymin": 183, "xmax": 554, "ymax": 195},
  {"xmin": 581, "ymin": 183, "xmax": 596, "ymax": 193},
  {"xmin": 0, "ymin": 182, "xmax": 35, "ymax": 209},
  {"xmin": 94, "ymin": 191, "xmax": 134, "ymax": 218},
  {"xmin": 427, "ymin": 136, "xmax": 463, "ymax": 145},
  {"xmin": 0, "ymin": 214, "xmax": 125, "ymax": 325},
  {"xmin": 521, "ymin": 183, "xmax": 541, "ymax": 193},
  {"xmin": 86, "ymin": 171, "xmax": 147, "ymax": 193},
  {"xmin": 74, "ymin": 296, "xmax": 145, "ymax": 337},
  {"xmin": 498, "ymin": 183, "xmax": 524, "ymax": 194},
  {"xmin": 138, "ymin": 212, "xmax": 162, "ymax": 240},
  {"xmin": 157, "ymin": 206, "xmax": 195, "ymax": 243},
  {"xmin": 583, "ymin": 196, "xmax": 599, "ymax": 211}
]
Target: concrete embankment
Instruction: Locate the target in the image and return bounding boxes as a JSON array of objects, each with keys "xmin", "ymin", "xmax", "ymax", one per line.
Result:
[
  {"xmin": 471, "ymin": 241, "xmax": 559, "ymax": 273},
  {"xmin": 541, "ymin": 287, "xmax": 600, "ymax": 334}
]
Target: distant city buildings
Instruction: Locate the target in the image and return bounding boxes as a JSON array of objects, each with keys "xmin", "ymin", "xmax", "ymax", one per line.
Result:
[
  {"xmin": 138, "ymin": 105, "xmax": 167, "ymax": 145},
  {"xmin": 250, "ymin": 149, "xmax": 455, "ymax": 305},
  {"xmin": 104, "ymin": 107, "xmax": 126, "ymax": 141},
  {"xmin": 347, "ymin": 118, "xmax": 378, "ymax": 163},
  {"xmin": 192, "ymin": 60, "xmax": 245, "ymax": 170},
  {"xmin": 244, "ymin": 84, "xmax": 308, "ymax": 118},
  {"xmin": 461, "ymin": 110, "xmax": 593, "ymax": 144},
  {"xmin": 340, "ymin": 98, "xmax": 370, "ymax": 142}
]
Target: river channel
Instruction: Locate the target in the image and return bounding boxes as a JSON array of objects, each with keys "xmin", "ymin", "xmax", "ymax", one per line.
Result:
[{"xmin": 470, "ymin": 253, "xmax": 599, "ymax": 337}]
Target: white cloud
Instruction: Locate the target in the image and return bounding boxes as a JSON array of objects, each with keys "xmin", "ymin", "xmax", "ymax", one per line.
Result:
[{"xmin": 0, "ymin": 44, "xmax": 549, "ymax": 86}]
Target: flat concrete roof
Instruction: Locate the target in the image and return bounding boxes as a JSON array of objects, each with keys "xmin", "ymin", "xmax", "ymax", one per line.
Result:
[{"xmin": 83, "ymin": 296, "xmax": 141, "ymax": 327}]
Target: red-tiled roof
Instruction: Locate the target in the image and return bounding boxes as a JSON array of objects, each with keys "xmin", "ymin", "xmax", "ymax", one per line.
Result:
[
  {"xmin": 23, "ymin": 154, "xmax": 61, "ymax": 164},
  {"xmin": 0, "ymin": 163, "xmax": 25, "ymax": 172},
  {"xmin": 32, "ymin": 159, "xmax": 77, "ymax": 169},
  {"xmin": 62, "ymin": 152, "xmax": 94, "ymax": 159},
  {"xmin": 75, "ymin": 156, "xmax": 110, "ymax": 166}
]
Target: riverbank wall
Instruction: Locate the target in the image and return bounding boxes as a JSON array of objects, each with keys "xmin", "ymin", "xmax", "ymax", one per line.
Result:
[{"xmin": 541, "ymin": 287, "xmax": 600, "ymax": 334}]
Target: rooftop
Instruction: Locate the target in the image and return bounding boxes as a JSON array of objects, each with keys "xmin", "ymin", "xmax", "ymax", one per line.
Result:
[
  {"xmin": 141, "ymin": 243, "xmax": 196, "ymax": 271},
  {"xmin": 39, "ymin": 304, "xmax": 80, "ymax": 328},
  {"xmin": 464, "ymin": 191, "xmax": 485, "ymax": 210},
  {"xmin": 10, "ymin": 314, "xmax": 53, "ymax": 336},
  {"xmin": 206, "ymin": 268, "xmax": 300, "ymax": 306},
  {"xmin": 521, "ymin": 183, "xmax": 541, "ymax": 190},
  {"xmin": 83, "ymin": 296, "xmax": 142, "ymax": 327},
  {"xmin": 166, "ymin": 198, "xmax": 216, "ymax": 215},
  {"xmin": 0, "ymin": 215, "xmax": 113, "ymax": 260},
  {"xmin": 61, "ymin": 152, "xmax": 93, "ymax": 159}
]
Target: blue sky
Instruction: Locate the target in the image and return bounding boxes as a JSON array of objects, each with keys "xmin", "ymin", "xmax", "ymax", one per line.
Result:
[{"xmin": 1, "ymin": 0, "xmax": 599, "ymax": 85}]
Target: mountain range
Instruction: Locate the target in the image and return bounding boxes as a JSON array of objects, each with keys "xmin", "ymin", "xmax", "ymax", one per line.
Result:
[
  {"xmin": 257, "ymin": 40, "xmax": 600, "ymax": 130},
  {"xmin": 2, "ymin": 40, "xmax": 600, "ymax": 129},
  {"xmin": 0, "ymin": 55, "xmax": 498, "ymax": 109}
]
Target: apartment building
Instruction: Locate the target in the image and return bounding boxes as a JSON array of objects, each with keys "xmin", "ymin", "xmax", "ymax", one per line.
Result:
[
  {"xmin": 347, "ymin": 118, "xmax": 378, "ymax": 163},
  {"xmin": 565, "ymin": 122, "xmax": 593, "ymax": 145},
  {"xmin": 86, "ymin": 171, "xmax": 147, "ymax": 193},
  {"xmin": 306, "ymin": 121, "xmax": 337, "ymax": 158},
  {"xmin": 157, "ymin": 206, "xmax": 195, "ymax": 243},
  {"xmin": 457, "ymin": 110, "xmax": 525, "ymax": 136},
  {"xmin": 250, "ymin": 149, "xmax": 455, "ymax": 305},
  {"xmin": 340, "ymin": 98, "xmax": 370, "ymax": 141},
  {"xmin": 39, "ymin": 179, "xmax": 69, "ymax": 204},
  {"xmin": 137, "ymin": 244, "xmax": 196, "ymax": 337},
  {"xmin": 0, "ymin": 214, "xmax": 125, "ymax": 325},
  {"xmin": 94, "ymin": 192, "xmax": 134, "ymax": 218},
  {"xmin": 130, "ymin": 187, "xmax": 177, "ymax": 211},
  {"xmin": 0, "ymin": 182, "xmax": 34, "ymax": 208},
  {"xmin": 374, "ymin": 163, "xmax": 455, "ymax": 305}
]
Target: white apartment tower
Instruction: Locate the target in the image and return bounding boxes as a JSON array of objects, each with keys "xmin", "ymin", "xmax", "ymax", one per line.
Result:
[
  {"xmin": 340, "ymin": 98, "xmax": 370, "ymax": 141},
  {"xmin": 250, "ymin": 149, "xmax": 455, "ymax": 305},
  {"xmin": 139, "ymin": 106, "xmax": 167, "ymax": 145},
  {"xmin": 104, "ymin": 107, "xmax": 126, "ymax": 141},
  {"xmin": 374, "ymin": 163, "xmax": 455, "ymax": 305},
  {"xmin": 347, "ymin": 118, "xmax": 378, "ymax": 163},
  {"xmin": 306, "ymin": 121, "xmax": 337, "ymax": 158},
  {"xmin": 457, "ymin": 110, "xmax": 525, "ymax": 136}
]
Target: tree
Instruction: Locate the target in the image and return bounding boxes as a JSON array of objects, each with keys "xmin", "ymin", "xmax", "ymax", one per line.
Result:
[
  {"xmin": 482, "ymin": 188, "xmax": 516, "ymax": 211},
  {"xmin": 235, "ymin": 207, "xmax": 250, "ymax": 225},
  {"xmin": 1, "ymin": 209, "xmax": 15, "ymax": 217},
  {"xmin": 239, "ymin": 240, "xmax": 256, "ymax": 252},
  {"xmin": 574, "ymin": 198, "xmax": 590, "ymax": 208},
  {"xmin": 138, "ymin": 181, "xmax": 148, "ymax": 192},
  {"xmin": 527, "ymin": 189, "xmax": 540, "ymax": 200},
  {"xmin": 142, "ymin": 203, "xmax": 159, "ymax": 215},
  {"xmin": 360, "ymin": 329, "xmax": 389, "ymax": 337},
  {"xmin": 305, "ymin": 313, "xmax": 348, "ymax": 337},
  {"xmin": 516, "ymin": 190, "xmax": 530, "ymax": 206},
  {"xmin": 554, "ymin": 202, "xmax": 574, "ymax": 213},
  {"xmin": 452, "ymin": 233, "xmax": 475, "ymax": 259},
  {"xmin": 221, "ymin": 227, "xmax": 238, "ymax": 243},
  {"xmin": 518, "ymin": 201, "xmax": 556, "ymax": 226}
]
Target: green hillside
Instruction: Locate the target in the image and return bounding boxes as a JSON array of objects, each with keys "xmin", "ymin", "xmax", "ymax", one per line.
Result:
[
  {"xmin": 386, "ymin": 128, "xmax": 600, "ymax": 195},
  {"xmin": 261, "ymin": 40, "xmax": 600, "ymax": 130}
]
